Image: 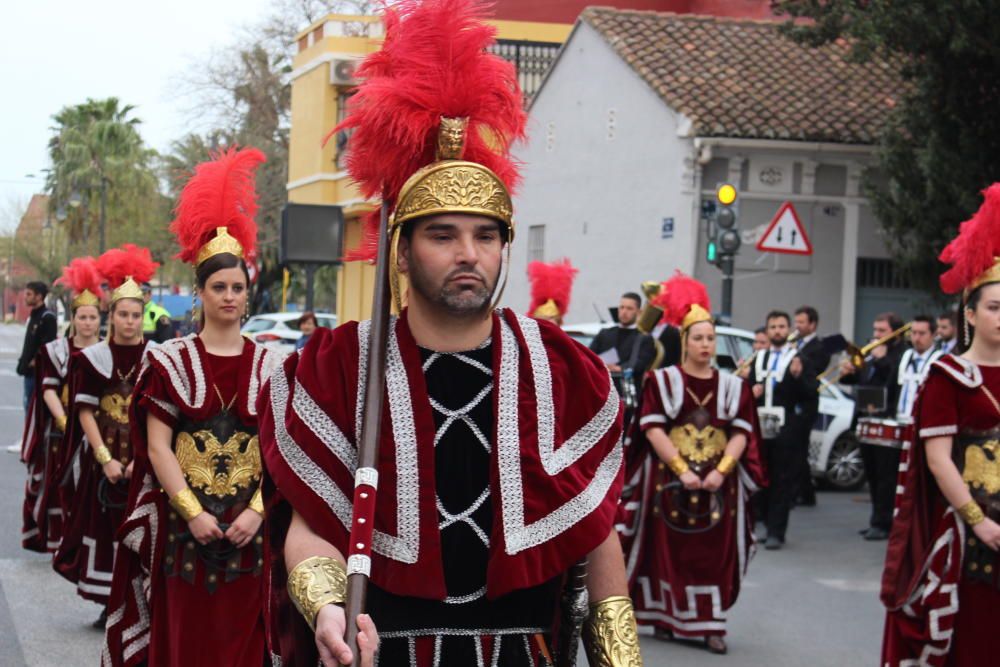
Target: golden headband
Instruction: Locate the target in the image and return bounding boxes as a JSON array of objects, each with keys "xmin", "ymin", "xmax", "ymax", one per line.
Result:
[
  {"xmin": 71, "ymin": 289, "xmax": 100, "ymax": 310},
  {"xmin": 195, "ymin": 227, "xmax": 245, "ymax": 267},
  {"xmin": 968, "ymin": 257, "xmax": 1000, "ymax": 296},
  {"xmin": 681, "ymin": 304, "xmax": 714, "ymax": 332},
  {"xmin": 533, "ymin": 299, "xmax": 561, "ymax": 320},
  {"xmin": 111, "ymin": 277, "xmax": 144, "ymax": 304}
]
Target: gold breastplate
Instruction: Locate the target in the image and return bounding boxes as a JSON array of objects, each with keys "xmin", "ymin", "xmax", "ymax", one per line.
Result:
[
  {"xmin": 175, "ymin": 429, "xmax": 262, "ymax": 499},
  {"xmin": 959, "ymin": 429, "xmax": 1000, "ymax": 500},
  {"xmin": 669, "ymin": 421, "xmax": 727, "ymax": 471}
]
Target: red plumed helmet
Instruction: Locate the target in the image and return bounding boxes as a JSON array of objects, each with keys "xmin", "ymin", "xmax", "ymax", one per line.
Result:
[
  {"xmin": 940, "ymin": 183, "xmax": 1000, "ymax": 294},
  {"xmin": 96, "ymin": 244, "xmax": 159, "ymax": 289},
  {"xmin": 657, "ymin": 271, "xmax": 711, "ymax": 328},
  {"xmin": 527, "ymin": 259, "xmax": 578, "ymax": 317},
  {"xmin": 331, "ymin": 0, "xmax": 526, "ymax": 261},
  {"xmin": 170, "ymin": 146, "xmax": 265, "ymax": 266},
  {"xmin": 56, "ymin": 256, "xmax": 104, "ymax": 298}
]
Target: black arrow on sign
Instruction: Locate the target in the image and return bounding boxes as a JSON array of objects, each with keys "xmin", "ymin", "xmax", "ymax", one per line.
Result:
[
  {"xmin": 791, "ymin": 229, "xmax": 798, "ymax": 246},
  {"xmin": 777, "ymin": 228, "xmax": 783, "ymax": 243}
]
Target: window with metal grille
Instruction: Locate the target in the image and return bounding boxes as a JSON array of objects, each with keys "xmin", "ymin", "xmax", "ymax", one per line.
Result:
[
  {"xmin": 856, "ymin": 258, "xmax": 911, "ymax": 289},
  {"xmin": 488, "ymin": 40, "xmax": 561, "ymax": 101},
  {"xmin": 527, "ymin": 225, "xmax": 545, "ymax": 264}
]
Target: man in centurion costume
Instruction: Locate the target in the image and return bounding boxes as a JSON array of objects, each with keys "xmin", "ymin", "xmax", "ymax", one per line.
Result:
[{"xmin": 257, "ymin": 1, "xmax": 642, "ymax": 666}]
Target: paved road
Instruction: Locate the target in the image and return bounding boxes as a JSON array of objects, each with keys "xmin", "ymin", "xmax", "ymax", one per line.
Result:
[{"xmin": 0, "ymin": 324, "xmax": 886, "ymax": 666}]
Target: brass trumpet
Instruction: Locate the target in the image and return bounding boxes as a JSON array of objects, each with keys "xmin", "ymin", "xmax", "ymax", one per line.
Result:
[{"xmin": 818, "ymin": 322, "xmax": 912, "ymax": 384}]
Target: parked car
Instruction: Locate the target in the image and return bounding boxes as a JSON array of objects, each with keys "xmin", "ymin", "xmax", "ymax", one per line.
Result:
[
  {"xmin": 562, "ymin": 321, "xmax": 863, "ymax": 490},
  {"xmin": 242, "ymin": 312, "xmax": 337, "ymax": 352}
]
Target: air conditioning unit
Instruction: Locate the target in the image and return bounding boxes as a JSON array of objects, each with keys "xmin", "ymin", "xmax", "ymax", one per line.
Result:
[{"xmin": 330, "ymin": 59, "xmax": 359, "ymax": 86}]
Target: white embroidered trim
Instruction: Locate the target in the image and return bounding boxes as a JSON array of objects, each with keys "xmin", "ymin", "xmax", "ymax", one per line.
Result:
[
  {"xmin": 248, "ymin": 344, "xmax": 286, "ymax": 416},
  {"xmin": 147, "ymin": 396, "xmax": 179, "ymax": 419},
  {"xmin": 355, "ymin": 319, "xmax": 371, "ymax": 439},
  {"xmin": 639, "ymin": 414, "xmax": 667, "ymax": 426},
  {"xmin": 919, "ymin": 425, "xmax": 958, "ymax": 438},
  {"xmin": 292, "ymin": 379, "xmax": 357, "ymax": 473},
  {"xmin": 42, "ymin": 378, "xmax": 61, "ymax": 387},
  {"xmin": 81, "ymin": 342, "xmax": 114, "ymax": 379},
  {"xmin": 732, "ymin": 418, "xmax": 753, "ymax": 434},
  {"xmin": 147, "ymin": 336, "xmax": 206, "ymax": 410},
  {"xmin": 378, "ymin": 626, "xmax": 545, "ymax": 639},
  {"xmin": 717, "ymin": 372, "xmax": 742, "ymax": 421},
  {"xmin": 655, "ymin": 367, "xmax": 685, "ymax": 420},
  {"xmin": 932, "ymin": 355, "xmax": 983, "ymax": 388},
  {"xmin": 76, "ymin": 393, "xmax": 99, "ymax": 406},
  {"xmin": 45, "ymin": 337, "xmax": 71, "ymax": 378},
  {"xmin": 497, "ymin": 315, "xmax": 622, "ymax": 555}
]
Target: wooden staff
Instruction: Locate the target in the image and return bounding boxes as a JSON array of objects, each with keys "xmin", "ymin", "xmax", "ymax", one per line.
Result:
[{"xmin": 343, "ymin": 202, "xmax": 392, "ymax": 667}]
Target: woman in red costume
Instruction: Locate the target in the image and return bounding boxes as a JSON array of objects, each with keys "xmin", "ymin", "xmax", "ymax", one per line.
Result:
[
  {"xmin": 103, "ymin": 147, "xmax": 283, "ymax": 667},
  {"xmin": 619, "ymin": 272, "xmax": 765, "ymax": 655},
  {"xmin": 21, "ymin": 257, "xmax": 102, "ymax": 553},
  {"xmin": 54, "ymin": 244, "xmax": 156, "ymax": 626},
  {"xmin": 881, "ymin": 184, "xmax": 1000, "ymax": 666}
]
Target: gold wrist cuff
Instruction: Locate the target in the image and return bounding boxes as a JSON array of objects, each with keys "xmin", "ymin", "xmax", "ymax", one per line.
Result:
[
  {"xmin": 93, "ymin": 445, "xmax": 113, "ymax": 466},
  {"xmin": 287, "ymin": 556, "xmax": 347, "ymax": 631},
  {"xmin": 249, "ymin": 487, "xmax": 265, "ymax": 517},
  {"xmin": 716, "ymin": 454, "xmax": 737, "ymax": 476},
  {"xmin": 583, "ymin": 595, "xmax": 643, "ymax": 666},
  {"xmin": 958, "ymin": 500, "xmax": 985, "ymax": 527},
  {"xmin": 169, "ymin": 488, "xmax": 205, "ymax": 522},
  {"xmin": 667, "ymin": 455, "xmax": 690, "ymax": 477},
  {"xmin": 54, "ymin": 415, "xmax": 68, "ymax": 433}
]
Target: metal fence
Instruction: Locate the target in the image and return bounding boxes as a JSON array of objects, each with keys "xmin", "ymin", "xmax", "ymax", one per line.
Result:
[{"xmin": 489, "ymin": 40, "xmax": 562, "ymax": 101}]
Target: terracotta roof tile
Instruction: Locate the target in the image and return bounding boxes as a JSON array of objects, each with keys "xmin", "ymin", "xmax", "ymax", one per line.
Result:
[{"xmin": 582, "ymin": 8, "xmax": 904, "ymax": 144}]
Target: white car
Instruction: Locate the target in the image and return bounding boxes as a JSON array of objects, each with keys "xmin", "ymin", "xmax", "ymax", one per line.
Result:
[
  {"xmin": 242, "ymin": 312, "xmax": 337, "ymax": 352},
  {"xmin": 562, "ymin": 321, "xmax": 864, "ymax": 490}
]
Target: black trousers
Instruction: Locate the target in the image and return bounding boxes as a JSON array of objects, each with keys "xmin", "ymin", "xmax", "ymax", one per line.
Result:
[
  {"xmin": 755, "ymin": 428, "xmax": 807, "ymax": 541},
  {"xmin": 860, "ymin": 443, "xmax": 901, "ymax": 531}
]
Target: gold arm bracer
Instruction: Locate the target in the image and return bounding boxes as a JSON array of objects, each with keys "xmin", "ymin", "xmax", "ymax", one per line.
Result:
[
  {"xmin": 666, "ymin": 455, "xmax": 690, "ymax": 477},
  {"xmin": 169, "ymin": 487, "xmax": 205, "ymax": 522},
  {"xmin": 287, "ymin": 556, "xmax": 347, "ymax": 631},
  {"xmin": 583, "ymin": 595, "xmax": 643, "ymax": 666},
  {"xmin": 54, "ymin": 415, "xmax": 68, "ymax": 433},
  {"xmin": 93, "ymin": 444, "xmax": 113, "ymax": 466},
  {"xmin": 249, "ymin": 487, "xmax": 265, "ymax": 517},
  {"xmin": 716, "ymin": 454, "xmax": 737, "ymax": 476},
  {"xmin": 958, "ymin": 500, "xmax": 985, "ymax": 527}
]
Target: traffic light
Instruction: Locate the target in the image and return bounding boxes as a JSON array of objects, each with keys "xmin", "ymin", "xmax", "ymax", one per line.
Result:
[{"xmin": 715, "ymin": 183, "xmax": 740, "ymax": 256}]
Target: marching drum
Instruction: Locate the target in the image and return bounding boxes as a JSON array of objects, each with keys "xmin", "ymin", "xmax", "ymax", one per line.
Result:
[{"xmin": 856, "ymin": 417, "xmax": 905, "ymax": 449}]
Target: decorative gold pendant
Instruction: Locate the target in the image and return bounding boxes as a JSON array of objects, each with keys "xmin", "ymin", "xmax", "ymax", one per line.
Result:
[{"xmin": 175, "ymin": 430, "xmax": 262, "ymax": 498}]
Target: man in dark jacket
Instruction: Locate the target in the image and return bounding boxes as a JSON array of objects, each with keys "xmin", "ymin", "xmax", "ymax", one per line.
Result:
[
  {"xmin": 17, "ymin": 281, "xmax": 57, "ymax": 409},
  {"xmin": 749, "ymin": 310, "xmax": 819, "ymax": 549},
  {"xmin": 838, "ymin": 312, "xmax": 908, "ymax": 540},
  {"xmin": 589, "ymin": 292, "xmax": 656, "ymax": 397},
  {"xmin": 793, "ymin": 306, "xmax": 830, "ymax": 506}
]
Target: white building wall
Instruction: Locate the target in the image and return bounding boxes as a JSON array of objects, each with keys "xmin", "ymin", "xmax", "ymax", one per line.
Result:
[{"xmin": 508, "ymin": 22, "xmax": 695, "ymax": 325}]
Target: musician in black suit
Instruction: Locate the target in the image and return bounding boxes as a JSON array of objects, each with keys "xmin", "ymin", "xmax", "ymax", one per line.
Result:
[
  {"xmin": 792, "ymin": 306, "xmax": 830, "ymax": 506},
  {"xmin": 589, "ymin": 292, "xmax": 656, "ymax": 393},
  {"xmin": 838, "ymin": 312, "xmax": 908, "ymax": 540},
  {"xmin": 748, "ymin": 310, "xmax": 819, "ymax": 550}
]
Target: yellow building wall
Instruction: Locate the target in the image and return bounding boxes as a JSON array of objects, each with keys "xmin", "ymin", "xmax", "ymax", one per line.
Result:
[{"xmin": 288, "ymin": 14, "xmax": 570, "ymax": 324}]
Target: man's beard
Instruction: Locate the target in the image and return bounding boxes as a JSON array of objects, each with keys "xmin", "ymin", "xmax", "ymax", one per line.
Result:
[
  {"xmin": 769, "ymin": 334, "xmax": 787, "ymax": 347},
  {"xmin": 409, "ymin": 263, "xmax": 495, "ymax": 316}
]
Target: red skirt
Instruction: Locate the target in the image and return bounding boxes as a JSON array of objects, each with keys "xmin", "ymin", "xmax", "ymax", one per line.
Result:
[
  {"xmin": 22, "ymin": 425, "xmax": 67, "ymax": 553},
  {"xmin": 52, "ymin": 452, "xmax": 127, "ymax": 603}
]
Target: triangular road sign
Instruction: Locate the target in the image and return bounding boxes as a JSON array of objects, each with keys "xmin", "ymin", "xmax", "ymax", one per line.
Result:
[{"xmin": 756, "ymin": 202, "xmax": 812, "ymax": 255}]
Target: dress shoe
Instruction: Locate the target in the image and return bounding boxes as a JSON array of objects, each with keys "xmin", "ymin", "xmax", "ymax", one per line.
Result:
[
  {"xmin": 864, "ymin": 527, "xmax": 889, "ymax": 541},
  {"xmin": 92, "ymin": 608, "xmax": 108, "ymax": 630},
  {"xmin": 705, "ymin": 636, "xmax": 728, "ymax": 654},
  {"xmin": 764, "ymin": 536, "xmax": 783, "ymax": 550},
  {"xmin": 654, "ymin": 627, "xmax": 674, "ymax": 642}
]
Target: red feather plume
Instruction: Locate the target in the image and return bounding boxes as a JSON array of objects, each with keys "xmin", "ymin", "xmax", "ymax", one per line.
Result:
[
  {"xmin": 939, "ymin": 183, "xmax": 1000, "ymax": 294},
  {"xmin": 330, "ymin": 0, "xmax": 526, "ymax": 261},
  {"xmin": 656, "ymin": 271, "xmax": 711, "ymax": 327},
  {"xmin": 55, "ymin": 256, "xmax": 104, "ymax": 298},
  {"xmin": 170, "ymin": 146, "xmax": 265, "ymax": 265},
  {"xmin": 96, "ymin": 244, "xmax": 159, "ymax": 289},
  {"xmin": 527, "ymin": 259, "xmax": 578, "ymax": 316}
]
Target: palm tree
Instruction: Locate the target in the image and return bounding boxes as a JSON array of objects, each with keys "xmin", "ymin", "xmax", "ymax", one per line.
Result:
[{"xmin": 46, "ymin": 98, "xmax": 159, "ymax": 252}]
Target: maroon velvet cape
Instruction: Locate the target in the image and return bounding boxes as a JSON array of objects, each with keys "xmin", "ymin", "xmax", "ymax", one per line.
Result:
[
  {"xmin": 258, "ymin": 309, "xmax": 624, "ymax": 665},
  {"xmin": 880, "ymin": 355, "xmax": 1000, "ymax": 666},
  {"xmin": 102, "ymin": 335, "xmax": 282, "ymax": 667}
]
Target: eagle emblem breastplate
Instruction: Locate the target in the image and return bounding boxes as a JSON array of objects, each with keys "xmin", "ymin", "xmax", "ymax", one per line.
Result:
[
  {"xmin": 174, "ymin": 411, "xmax": 260, "ymax": 517},
  {"xmin": 956, "ymin": 427, "xmax": 1000, "ymax": 509},
  {"xmin": 97, "ymin": 379, "xmax": 134, "ymax": 465},
  {"xmin": 668, "ymin": 408, "xmax": 727, "ymax": 473}
]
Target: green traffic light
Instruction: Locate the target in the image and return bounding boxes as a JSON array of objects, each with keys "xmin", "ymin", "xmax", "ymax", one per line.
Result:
[{"xmin": 706, "ymin": 241, "xmax": 718, "ymax": 263}]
